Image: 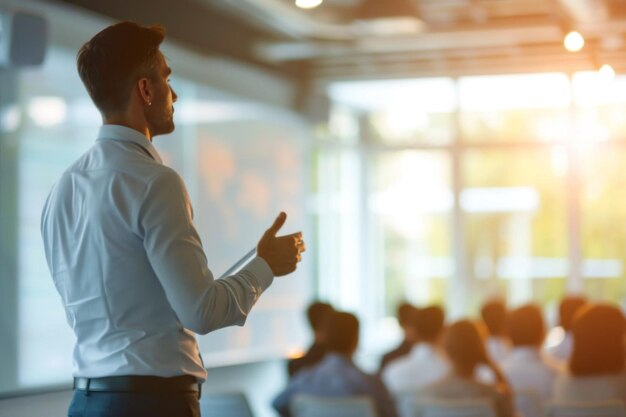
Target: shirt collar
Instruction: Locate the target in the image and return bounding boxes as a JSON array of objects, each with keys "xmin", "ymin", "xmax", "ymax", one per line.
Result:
[{"xmin": 96, "ymin": 124, "xmax": 163, "ymax": 164}]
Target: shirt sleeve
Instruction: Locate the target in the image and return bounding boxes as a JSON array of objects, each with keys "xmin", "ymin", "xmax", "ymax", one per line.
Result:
[{"xmin": 138, "ymin": 169, "xmax": 274, "ymax": 335}]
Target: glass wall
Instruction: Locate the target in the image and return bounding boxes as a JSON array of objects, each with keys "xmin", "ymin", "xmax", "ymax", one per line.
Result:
[{"xmin": 317, "ymin": 72, "xmax": 626, "ymax": 355}]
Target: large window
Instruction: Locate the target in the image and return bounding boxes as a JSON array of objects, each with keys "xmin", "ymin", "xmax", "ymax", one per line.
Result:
[{"xmin": 317, "ymin": 72, "xmax": 626, "ymax": 354}]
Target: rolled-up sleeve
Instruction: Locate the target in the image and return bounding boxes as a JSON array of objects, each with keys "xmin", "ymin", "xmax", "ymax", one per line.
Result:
[{"xmin": 139, "ymin": 169, "xmax": 274, "ymax": 335}]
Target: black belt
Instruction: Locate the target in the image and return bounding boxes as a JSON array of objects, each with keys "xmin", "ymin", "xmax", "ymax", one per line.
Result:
[{"xmin": 73, "ymin": 375, "xmax": 201, "ymax": 399}]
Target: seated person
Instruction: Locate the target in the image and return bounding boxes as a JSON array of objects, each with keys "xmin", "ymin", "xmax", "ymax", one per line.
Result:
[
  {"xmin": 419, "ymin": 320, "xmax": 514, "ymax": 417},
  {"xmin": 553, "ymin": 304, "xmax": 625, "ymax": 403},
  {"xmin": 287, "ymin": 301, "xmax": 334, "ymax": 377},
  {"xmin": 383, "ymin": 305, "xmax": 449, "ymax": 394},
  {"xmin": 481, "ymin": 299, "xmax": 510, "ymax": 363},
  {"xmin": 378, "ymin": 302, "xmax": 419, "ymax": 373},
  {"xmin": 544, "ymin": 295, "xmax": 586, "ymax": 365},
  {"xmin": 501, "ymin": 304, "xmax": 559, "ymax": 401},
  {"xmin": 273, "ymin": 311, "xmax": 398, "ymax": 417}
]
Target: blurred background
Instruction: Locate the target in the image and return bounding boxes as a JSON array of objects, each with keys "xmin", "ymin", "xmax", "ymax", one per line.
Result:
[{"xmin": 1, "ymin": 0, "xmax": 626, "ymax": 416}]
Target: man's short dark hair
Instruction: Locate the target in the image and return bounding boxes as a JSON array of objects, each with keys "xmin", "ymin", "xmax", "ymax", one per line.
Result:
[
  {"xmin": 307, "ymin": 301, "xmax": 334, "ymax": 331},
  {"xmin": 481, "ymin": 299, "xmax": 507, "ymax": 336},
  {"xmin": 444, "ymin": 320, "xmax": 486, "ymax": 371},
  {"xmin": 415, "ymin": 305, "xmax": 445, "ymax": 342},
  {"xmin": 397, "ymin": 302, "xmax": 417, "ymax": 328},
  {"xmin": 507, "ymin": 304, "xmax": 544, "ymax": 347},
  {"xmin": 77, "ymin": 21, "xmax": 165, "ymax": 116},
  {"xmin": 326, "ymin": 311, "xmax": 359, "ymax": 354}
]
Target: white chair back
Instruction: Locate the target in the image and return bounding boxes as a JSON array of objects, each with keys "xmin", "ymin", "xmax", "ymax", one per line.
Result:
[
  {"xmin": 290, "ymin": 394, "xmax": 378, "ymax": 417},
  {"xmin": 200, "ymin": 391, "xmax": 255, "ymax": 417},
  {"xmin": 407, "ymin": 398, "xmax": 497, "ymax": 417},
  {"xmin": 515, "ymin": 390, "xmax": 544, "ymax": 417},
  {"xmin": 546, "ymin": 401, "xmax": 625, "ymax": 417}
]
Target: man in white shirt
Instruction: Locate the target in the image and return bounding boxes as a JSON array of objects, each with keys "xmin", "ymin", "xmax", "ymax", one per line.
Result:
[
  {"xmin": 382, "ymin": 305, "xmax": 449, "ymax": 394},
  {"xmin": 40, "ymin": 21, "xmax": 305, "ymax": 417},
  {"xmin": 501, "ymin": 304, "xmax": 559, "ymax": 401}
]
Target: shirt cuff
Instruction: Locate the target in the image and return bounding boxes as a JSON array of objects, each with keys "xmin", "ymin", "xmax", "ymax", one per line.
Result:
[{"xmin": 243, "ymin": 256, "xmax": 274, "ymax": 290}]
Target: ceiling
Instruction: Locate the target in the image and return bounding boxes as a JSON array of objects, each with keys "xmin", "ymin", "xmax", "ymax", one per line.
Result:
[
  {"xmin": 203, "ymin": 0, "xmax": 626, "ymax": 84},
  {"xmin": 57, "ymin": 0, "xmax": 626, "ymax": 86}
]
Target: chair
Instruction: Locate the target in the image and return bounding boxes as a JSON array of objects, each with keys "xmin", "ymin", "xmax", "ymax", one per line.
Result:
[
  {"xmin": 405, "ymin": 398, "xmax": 497, "ymax": 417},
  {"xmin": 199, "ymin": 391, "xmax": 255, "ymax": 417},
  {"xmin": 515, "ymin": 390, "xmax": 544, "ymax": 417},
  {"xmin": 545, "ymin": 401, "xmax": 625, "ymax": 417},
  {"xmin": 290, "ymin": 394, "xmax": 378, "ymax": 417}
]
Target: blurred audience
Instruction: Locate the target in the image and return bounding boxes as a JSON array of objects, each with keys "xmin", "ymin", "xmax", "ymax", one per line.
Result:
[
  {"xmin": 382, "ymin": 305, "xmax": 449, "ymax": 394},
  {"xmin": 378, "ymin": 302, "xmax": 419, "ymax": 373},
  {"xmin": 544, "ymin": 295, "xmax": 586, "ymax": 365},
  {"xmin": 501, "ymin": 304, "xmax": 559, "ymax": 401},
  {"xmin": 481, "ymin": 299, "xmax": 510, "ymax": 363},
  {"xmin": 287, "ymin": 301, "xmax": 334, "ymax": 377},
  {"xmin": 273, "ymin": 311, "xmax": 398, "ymax": 417},
  {"xmin": 418, "ymin": 319, "xmax": 514, "ymax": 417},
  {"xmin": 553, "ymin": 304, "xmax": 626, "ymax": 403}
]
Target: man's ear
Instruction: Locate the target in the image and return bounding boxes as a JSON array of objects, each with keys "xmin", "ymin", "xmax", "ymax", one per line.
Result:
[{"xmin": 137, "ymin": 77, "xmax": 152, "ymax": 106}]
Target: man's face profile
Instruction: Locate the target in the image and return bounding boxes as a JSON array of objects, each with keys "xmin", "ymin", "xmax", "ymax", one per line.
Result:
[{"xmin": 144, "ymin": 51, "xmax": 177, "ymax": 137}]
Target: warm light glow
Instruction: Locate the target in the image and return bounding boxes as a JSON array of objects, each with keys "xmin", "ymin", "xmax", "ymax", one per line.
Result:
[
  {"xmin": 459, "ymin": 73, "xmax": 571, "ymax": 111},
  {"xmin": 295, "ymin": 0, "xmax": 323, "ymax": 9},
  {"xmin": 550, "ymin": 146, "xmax": 568, "ymax": 177},
  {"xmin": 573, "ymin": 71, "xmax": 626, "ymax": 106},
  {"xmin": 599, "ymin": 64, "xmax": 615, "ymax": 81},
  {"xmin": 370, "ymin": 153, "xmax": 451, "ymax": 237},
  {"xmin": 564, "ymin": 31, "xmax": 585, "ymax": 52},
  {"xmin": 286, "ymin": 348, "xmax": 305, "ymax": 359}
]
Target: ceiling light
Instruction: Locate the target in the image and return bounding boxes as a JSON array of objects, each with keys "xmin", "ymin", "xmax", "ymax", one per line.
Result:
[
  {"xmin": 295, "ymin": 0, "xmax": 323, "ymax": 9},
  {"xmin": 564, "ymin": 31, "xmax": 585, "ymax": 52},
  {"xmin": 598, "ymin": 64, "xmax": 615, "ymax": 81}
]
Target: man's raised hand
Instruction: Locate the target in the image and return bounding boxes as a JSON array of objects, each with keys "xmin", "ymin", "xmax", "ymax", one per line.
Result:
[{"xmin": 257, "ymin": 212, "xmax": 305, "ymax": 277}]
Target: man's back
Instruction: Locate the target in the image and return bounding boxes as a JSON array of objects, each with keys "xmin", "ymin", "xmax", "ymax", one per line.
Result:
[
  {"xmin": 382, "ymin": 343, "xmax": 450, "ymax": 394},
  {"xmin": 41, "ymin": 125, "xmax": 207, "ymax": 380},
  {"xmin": 501, "ymin": 347, "xmax": 559, "ymax": 400},
  {"xmin": 273, "ymin": 353, "xmax": 398, "ymax": 417}
]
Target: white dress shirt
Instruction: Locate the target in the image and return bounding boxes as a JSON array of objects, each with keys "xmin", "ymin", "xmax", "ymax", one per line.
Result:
[
  {"xmin": 382, "ymin": 343, "xmax": 450, "ymax": 394},
  {"xmin": 500, "ymin": 347, "xmax": 559, "ymax": 401},
  {"xmin": 41, "ymin": 125, "xmax": 274, "ymax": 382},
  {"xmin": 487, "ymin": 336, "xmax": 510, "ymax": 364}
]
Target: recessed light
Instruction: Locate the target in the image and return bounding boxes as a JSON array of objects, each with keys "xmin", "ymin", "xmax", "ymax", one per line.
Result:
[{"xmin": 295, "ymin": 0, "xmax": 323, "ymax": 9}]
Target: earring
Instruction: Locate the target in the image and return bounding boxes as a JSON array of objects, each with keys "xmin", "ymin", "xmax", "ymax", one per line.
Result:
[{"xmin": 148, "ymin": 101, "xmax": 152, "ymax": 106}]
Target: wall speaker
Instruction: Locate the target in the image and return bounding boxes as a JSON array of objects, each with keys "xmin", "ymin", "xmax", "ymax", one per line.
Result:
[{"xmin": 0, "ymin": 10, "xmax": 48, "ymax": 68}]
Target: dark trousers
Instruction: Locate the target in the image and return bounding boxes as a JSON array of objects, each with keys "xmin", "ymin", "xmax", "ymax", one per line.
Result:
[{"xmin": 68, "ymin": 389, "xmax": 200, "ymax": 417}]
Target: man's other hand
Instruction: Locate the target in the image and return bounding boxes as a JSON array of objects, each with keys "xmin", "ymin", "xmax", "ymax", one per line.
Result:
[{"xmin": 257, "ymin": 212, "xmax": 305, "ymax": 276}]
